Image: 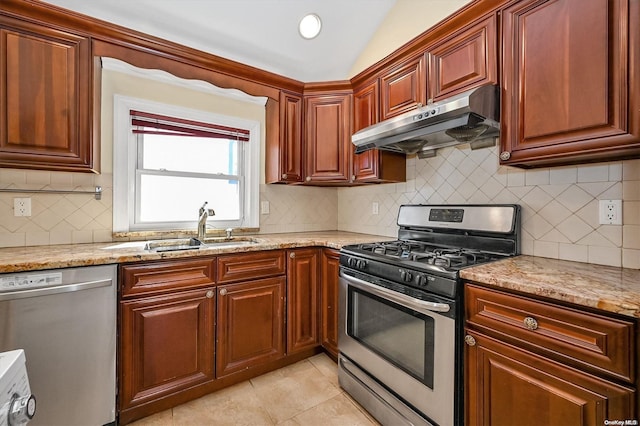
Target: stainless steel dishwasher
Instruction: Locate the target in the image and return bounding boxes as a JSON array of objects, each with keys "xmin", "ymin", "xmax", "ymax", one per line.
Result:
[{"xmin": 0, "ymin": 264, "xmax": 116, "ymax": 426}]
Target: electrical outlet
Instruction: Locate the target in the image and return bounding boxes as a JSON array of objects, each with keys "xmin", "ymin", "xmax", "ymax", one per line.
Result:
[
  {"xmin": 260, "ymin": 201, "xmax": 270, "ymax": 215},
  {"xmin": 598, "ymin": 199, "xmax": 622, "ymax": 225},
  {"xmin": 372, "ymin": 202, "xmax": 379, "ymax": 215},
  {"xmin": 14, "ymin": 198, "xmax": 32, "ymax": 217}
]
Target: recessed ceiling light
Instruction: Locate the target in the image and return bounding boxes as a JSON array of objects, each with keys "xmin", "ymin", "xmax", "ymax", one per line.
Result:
[{"xmin": 299, "ymin": 13, "xmax": 322, "ymax": 39}]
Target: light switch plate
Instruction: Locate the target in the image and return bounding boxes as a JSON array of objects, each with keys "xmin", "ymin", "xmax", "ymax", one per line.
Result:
[{"xmin": 260, "ymin": 201, "xmax": 270, "ymax": 215}]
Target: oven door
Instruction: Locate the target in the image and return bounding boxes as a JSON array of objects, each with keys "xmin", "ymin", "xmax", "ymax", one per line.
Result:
[{"xmin": 338, "ymin": 269, "xmax": 456, "ymax": 426}]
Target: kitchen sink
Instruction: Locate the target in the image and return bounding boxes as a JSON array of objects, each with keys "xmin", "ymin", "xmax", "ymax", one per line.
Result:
[{"xmin": 144, "ymin": 236, "xmax": 260, "ymax": 252}]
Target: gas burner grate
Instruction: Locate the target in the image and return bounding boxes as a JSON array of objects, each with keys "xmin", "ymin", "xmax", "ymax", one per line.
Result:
[{"xmin": 357, "ymin": 241, "xmax": 497, "ymax": 270}]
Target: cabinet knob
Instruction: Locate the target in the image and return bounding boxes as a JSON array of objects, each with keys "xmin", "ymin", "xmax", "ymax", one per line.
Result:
[
  {"xmin": 500, "ymin": 151, "xmax": 511, "ymax": 161},
  {"xmin": 282, "ymin": 173, "xmax": 287, "ymax": 179},
  {"xmin": 464, "ymin": 335, "xmax": 476, "ymax": 347},
  {"xmin": 220, "ymin": 288, "xmax": 228, "ymax": 296},
  {"xmin": 305, "ymin": 176, "xmax": 311, "ymax": 182},
  {"xmin": 289, "ymin": 252, "xmax": 296, "ymax": 259},
  {"xmin": 205, "ymin": 290, "xmax": 214, "ymax": 298},
  {"xmin": 523, "ymin": 316, "xmax": 538, "ymax": 330}
]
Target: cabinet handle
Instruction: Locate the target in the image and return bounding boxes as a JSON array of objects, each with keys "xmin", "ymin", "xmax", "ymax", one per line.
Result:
[
  {"xmin": 500, "ymin": 151, "xmax": 511, "ymax": 161},
  {"xmin": 281, "ymin": 173, "xmax": 287, "ymax": 179},
  {"xmin": 464, "ymin": 335, "xmax": 476, "ymax": 346},
  {"xmin": 206, "ymin": 290, "xmax": 214, "ymax": 299},
  {"xmin": 305, "ymin": 176, "xmax": 311, "ymax": 182},
  {"xmin": 289, "ymin": 252, "xmax": 296, "ymax": 259},
  {"xmin": 220, "ymin": 288, "xmax": 228, "ymax": 296},
  {"xmin": 523, "ymin": 316, "xmax": 538, "ymax": 330}
]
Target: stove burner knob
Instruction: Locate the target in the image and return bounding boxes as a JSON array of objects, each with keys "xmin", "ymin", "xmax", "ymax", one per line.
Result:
[
  {"xmin": 399, "ymin": 269, "xmax": 413, "ymax": 282},
  {"xmin": 416, "ymin": 275, "xmax": 428, "ymax": 287},
  {"xmin": 347, "ymin": 258, "xmax": 357, "ymax": 268},
  {"xmin": 356, "ymin": 259, "xmax": 367, "ymax": 269}
]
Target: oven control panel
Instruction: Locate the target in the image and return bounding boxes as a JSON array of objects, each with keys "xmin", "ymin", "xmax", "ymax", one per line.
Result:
[{"xmin": 340, "ymin": 254, "xmax": 457, "ymax": 300}]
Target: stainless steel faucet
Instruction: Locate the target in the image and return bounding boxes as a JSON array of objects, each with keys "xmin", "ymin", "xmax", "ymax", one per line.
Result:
[{"xmin": 198, "ymin": 201, "xmax": 215, "ymax": 240}]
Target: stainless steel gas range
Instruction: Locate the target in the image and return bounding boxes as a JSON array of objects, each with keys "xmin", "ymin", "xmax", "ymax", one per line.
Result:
[{"xmin": 338, "ymin": 204, "xmax": 521, "ymax": 426}]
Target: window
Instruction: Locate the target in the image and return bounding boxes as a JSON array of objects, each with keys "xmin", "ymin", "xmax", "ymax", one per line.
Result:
[{"xmin": 113, "ymin": 96, "xmax": 260, "ymax": 232}]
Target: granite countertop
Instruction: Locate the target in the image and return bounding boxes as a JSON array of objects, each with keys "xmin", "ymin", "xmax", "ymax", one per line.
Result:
[
  {"xmin": 460, "ymin": 255, "xmax": 640, "ymax": 320},
  {"xmin": 1, "ymin": 235, "xmax": 638, "ymax": 320},
  {"xmin": 0, "ymin": 231, "xmax": 391, "ymax": 273}
]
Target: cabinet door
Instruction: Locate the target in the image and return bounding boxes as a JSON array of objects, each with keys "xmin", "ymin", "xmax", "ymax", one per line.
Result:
[
  {"xmin": 272, "ymin": 91, "xmax": 303, "ymax": 183},
  {"xmin": 216, "ymin": 277, "xmax": 285, "ymax": 377},
  {"xmin": 353, "ymin": 81, "xmax": 406, "ymax": 183},
  {"xmin": 500, "ymin": 0, "xmax": 640, "ymax": 167},
  {"xmin": 0, "ymin": 19, "xmax": 97, "ymax": 172},
  {"xmin": 320, "ymin": 248, "xmax": 340, "ymax": 359},
  {"xmin": 287, "ymin": 248, "xmax": 320, "ymax": 354},
  {"xmin": 428, "ymin": 14, "xmax": 497, "ymax": 101},
  {"xmin": 465, "ymin": 331, "xmax": 635, "ymax": 426},
  {"xmin": 119, "ymin": 288, "xmax": 215, "ymax": 411},
  {"xmin": 380, "ymin": 55, "xmax": 426, "ymax": 120},
  {"xmin": 304, "ymin": 93, "xmax": 352, "ymax": 183}
]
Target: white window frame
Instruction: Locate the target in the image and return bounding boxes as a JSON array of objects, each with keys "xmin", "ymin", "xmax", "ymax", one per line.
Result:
[{"xmin": 113, "ymin": 95, "xmax": 260, "ymax": 232}]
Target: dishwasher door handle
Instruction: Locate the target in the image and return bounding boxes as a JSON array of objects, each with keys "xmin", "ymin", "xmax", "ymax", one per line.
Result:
[{"xmin": 0, "ymin": 278, "xmax": 113, "ymax": 301}]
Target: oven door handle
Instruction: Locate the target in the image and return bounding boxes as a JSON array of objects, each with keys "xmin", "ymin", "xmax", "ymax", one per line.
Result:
[{"xmin": 341, "ymin": 272, "xmax": 451, "ymax": 313}]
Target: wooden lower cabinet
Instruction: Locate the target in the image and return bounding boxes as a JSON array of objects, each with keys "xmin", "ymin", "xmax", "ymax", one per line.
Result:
[
  {"xmin": 465, "ymin": 330, "xmax": 635, "ymax": 425},
  {"xmin": 216, "ymin": 277, "xmax": 285, "ymax": 377},
  {"xmin": 118, "ymin": 249, "xmax": 331, "ymax": 423},
  {"xmin": 320, "ymin": 248, "xmax": 340, "ymax": 358},
  {"xmin": 119, "ymin": 288, "xmax": 215, "ymax": 412},
  {"xmin": 286, "ymin": 248, "xmax": 320, "ymax": 354}
]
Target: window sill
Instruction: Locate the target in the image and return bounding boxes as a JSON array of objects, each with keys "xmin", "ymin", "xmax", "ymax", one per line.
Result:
[{"xmin": 112, "ymin": 227, "xmax": 260, "ymax": 242}]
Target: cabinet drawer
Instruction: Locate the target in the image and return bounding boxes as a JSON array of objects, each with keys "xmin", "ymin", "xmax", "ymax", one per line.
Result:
[
  {"xmin": 217, "ymin": 250, "xmax": 286, "ymax": 284},
  {"xmin": 465, "ymin": 284, "xmax": 635, "ymax": 382},
  {"xmin": 120, "ymin": 257, "xmax": 216, "ymax": 298}
]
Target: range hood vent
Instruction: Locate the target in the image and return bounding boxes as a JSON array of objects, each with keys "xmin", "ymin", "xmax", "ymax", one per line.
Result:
[{"xmin": 352, "ymin": 84, "xmax": 500, "ymax": 156}]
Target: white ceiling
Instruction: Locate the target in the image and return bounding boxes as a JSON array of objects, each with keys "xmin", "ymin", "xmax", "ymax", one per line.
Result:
[{"xmin": 42, "ymin": 0, "xmax": 401, "ymax": 82}]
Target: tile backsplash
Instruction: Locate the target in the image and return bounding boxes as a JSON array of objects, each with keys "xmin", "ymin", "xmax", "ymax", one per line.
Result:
[
  {"xmin": 1, "ymin": 145, "xmax": 638, "ymax": 270},
  {"xmin": 338, "ymin": 146, "xmax": 640, "ymax": 269},
  {"xmin": 0, "ymin": 169, "xmax": 113, "ymax": 246},
  {"xmin": 0, "ymin": 168, "xmax": 337, "ymax": 246}
]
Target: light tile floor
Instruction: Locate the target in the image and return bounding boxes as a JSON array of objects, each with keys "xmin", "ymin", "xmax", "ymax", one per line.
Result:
[{"xmin": 130, "ymin": 353, "xmax": 379, "ymax": 426}]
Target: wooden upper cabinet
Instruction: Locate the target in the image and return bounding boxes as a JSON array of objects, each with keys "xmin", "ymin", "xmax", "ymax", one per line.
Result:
[
  {"xmin": 428, "ymin": 13, "xmax": 497, "ymax": 101},
  {"xmin": 266, "ymin": 91, "xmax": 303, "ymax": 183},
  {"xmin": 353, "ymin": 80, "xmax": 379, "ymax": 134},
  {"xmin": 500, "ymin": 0, "xmax": 640, "ymax": 167},
  {"xmin": 380, "ymin": 54, "xmax": 426, "ymax": 120},
  {"xmin": 304, "ymin": 92, "xmax": 352, "ymax": 183},
  {"xmin": 0, "ymin": 17, "xmax": 98, "ymax": 172},
  {"xmin": 352, "ymin": 81, "xmax": 406, "ymax": 183}
]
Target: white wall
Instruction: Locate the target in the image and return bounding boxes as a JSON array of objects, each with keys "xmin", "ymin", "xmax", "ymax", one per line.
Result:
[{"xmin": 350, "ymin": 0, "xmax": 472, "ymax": 77}]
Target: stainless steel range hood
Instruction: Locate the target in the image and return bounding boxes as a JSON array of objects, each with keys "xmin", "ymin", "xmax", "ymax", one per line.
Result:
[{"xmin": 352, "ymin": 84, "xmax": 500, "ymax": 156}]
